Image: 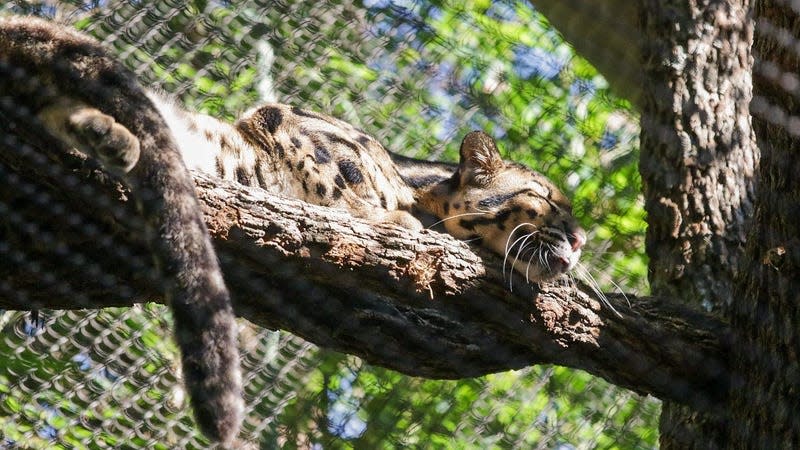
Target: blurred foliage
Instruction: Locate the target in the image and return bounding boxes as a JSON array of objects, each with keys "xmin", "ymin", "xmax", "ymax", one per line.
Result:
[{"xmin": 1, "ymin": 0, "xmax": 655, "ymax": 448}]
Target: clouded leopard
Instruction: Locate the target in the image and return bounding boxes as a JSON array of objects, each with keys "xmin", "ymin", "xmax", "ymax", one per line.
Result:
[
  {"xmin": 158, "ymin": 98, "xmax": 586, "ymax": 281},
  {"xmin": 0, "ymin": 16, "xmax": 585, "ymax": 446}
]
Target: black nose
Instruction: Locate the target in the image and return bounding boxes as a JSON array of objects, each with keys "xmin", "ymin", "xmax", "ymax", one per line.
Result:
[{"xmin": 568, "ymin": 227, "xmax": 586, "ymax": 251}]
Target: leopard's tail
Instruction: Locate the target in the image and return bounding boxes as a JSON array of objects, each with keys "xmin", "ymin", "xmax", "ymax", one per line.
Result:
[{"xmin": 0, "ymin": 17, "xmax": 244, "ymax": 445}]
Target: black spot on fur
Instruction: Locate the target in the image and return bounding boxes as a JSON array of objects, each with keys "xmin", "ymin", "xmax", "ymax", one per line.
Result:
[
  {"xmin": 292, "ymin": 106, "xmax": 326, "ymax": 121},
  {"xmin": 526, "ymin": 210, "xmax": 539, "ymax": 219},
  {"xmin": 334, "ymin": 174, "xmax": 347, "ymax": 189},
  {"xmin": 324, "ymin": 131, "xmax": 360, "ymax": 152},
  {"xmin": 443, "ymin": 202, "xmax": 450, "ymax": 214},
  {"xmin": 544, "ymin": 199, "xmax": 560, "ymax": 212},
  {"xmin": 356, "ymin": 135, "xmax": 371, "ymax": 146},
  {"xmin": 380, "ymin": 194, "xmax": 387, "ymax": 209},
  {"xmin": 333, "ymin": 187, "xmax": 343, "ymax": 199},
  {"xmin": 315, "ymin": 146, "xmax": 331, "ymax": 164},
  {"xmin": 459, "ymin": 218, "xmax": 477, "ymax": 231},
  {"xmin": 257, "ymin": 106, "xmax": 283, "ymax": 134},
  {"xmin": 402, "ymin": 174, "xmax": 447, "ymax": 189},
  {"xmin": 448, "ymin": 171, "xmax": 461, "ymax": 189},
  {"xmin": 467, "ymin": 235, "xmax": 483, "ymax": 245},
  {"xmin": 296, "ymin": 160, "xmax": 305, "ymax": 171},
  {"xmin": 235, "ymin": 166, "xmax": 250, "ymax": 185},
  {"xmin": 337, "ymin": 160, "xmax": 364, "ymax": 184},
  {"xmin": 215, "ymin": 157, "xmax": 225, "ymax": 178},
  {"xmin": 453, "ymin": 202, "xmax": 461, "ymax": 210},
  {"xmin": 316, "ymin": 183, "xmax": 327, "ymax": 197},
  {"xmin": 284, "ymin": 160, "xmax": 293, "ymax": 171},
  {"xmin": 495, "ymin": 206, "xmax": 521, "ymax": 223},
  {"xmin": 274, "ymin": 141, "xmax": 285, "ymax": 159},
  {"xmin": 291, "ymin": 137, "xmax": 302, "ymax": 149}
]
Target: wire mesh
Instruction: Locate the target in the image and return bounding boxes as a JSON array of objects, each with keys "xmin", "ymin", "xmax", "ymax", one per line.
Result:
[{"xmin": 0, "ymin": 1, "xmax": 657, "ymax": 448}]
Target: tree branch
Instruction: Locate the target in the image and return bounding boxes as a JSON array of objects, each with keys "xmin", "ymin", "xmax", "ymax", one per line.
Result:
[
  {"xmin": 0, "ymin": 50, "xmax": 725, "ymax": 410},
  {"xmin": 0, "ymin": 130, "xmax": 729, "ymax": 412}
]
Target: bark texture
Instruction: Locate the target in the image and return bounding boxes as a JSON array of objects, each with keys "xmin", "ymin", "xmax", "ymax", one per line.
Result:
[
  {"xmin": 639, "ymin": 0, "xmax": 755, "ymax": 448},
  {"xmin": 0, "ymin": 104, "xmax": 732, "ymax": 411},
  {"xmin": 729, "ymin": 1, "xmax": 800, "ymax": 446}
]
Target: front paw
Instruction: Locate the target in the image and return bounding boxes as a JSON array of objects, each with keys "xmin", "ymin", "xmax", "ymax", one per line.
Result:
[
  {"xmin": 67, "ymin": 108, "xmax": 140, "ymax": 173},
  {"xmin": 382, "ymin": 210, "xmax": 424, "ymax": 230}
]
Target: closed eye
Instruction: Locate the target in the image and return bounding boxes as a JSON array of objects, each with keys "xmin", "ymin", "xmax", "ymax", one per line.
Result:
[{"xmin": 477, "ymin": 189, "xmax": 528, "ymax": 208}]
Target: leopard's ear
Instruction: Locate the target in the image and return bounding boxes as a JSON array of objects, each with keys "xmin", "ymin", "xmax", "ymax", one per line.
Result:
[{"xmin": 457, "ymin": 130, "xmax": 504, "ymax": 186}]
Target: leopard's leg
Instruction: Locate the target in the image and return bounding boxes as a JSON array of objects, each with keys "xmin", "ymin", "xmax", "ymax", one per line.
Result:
[
  {"xmin": 350, "ymin": 203, "xmax": 423, "ymax": 230},
  {"xmin": 37, "ymin": 98, "xmax": 140, "ymax": 174},
  {"xmin": 380, "ymin": 210, "xmax": 424, "ymax": 230}
]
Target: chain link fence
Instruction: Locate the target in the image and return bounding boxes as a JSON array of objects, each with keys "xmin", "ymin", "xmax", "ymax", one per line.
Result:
[{"xmin": 0, "ymin": 1, "xmax": 656, "ymax": 448}]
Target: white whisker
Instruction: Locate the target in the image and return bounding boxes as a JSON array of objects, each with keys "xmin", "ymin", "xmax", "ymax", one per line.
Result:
[
  {"xmin": 606, "ymin": 276, "xmax": 631, "ymax": 308},
  {"xmin": 426, "ymin": 211, "xmax": 490, "ymax": 229},
  {"xmin": 574, "ymin": 263, "xmax": 623, "ymax": 318},
  {"xmin": 511, "ymin": 232, "xmax": 537, "ymax": 290},
  {"xmin": 525, "ymin": 246, "xmax": 537, "ymax": 283},
  {"xmin": 502, "ymin": 223, "xmax": 539, "ymax": 286},
  {"xmin": 504, "ymin": 232, "xmax": 530, "ymax": 286},
  {"xmin": 507, "ymin": 234, "xmax": 530, "ymax": 291}
]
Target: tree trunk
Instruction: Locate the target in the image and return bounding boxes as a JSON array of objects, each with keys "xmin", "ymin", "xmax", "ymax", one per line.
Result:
[
  {"xmin": 729, "ymin": 0, "xmax": 800, "ymax": 446},
  {"xmin": 639, "ymin": 0, "xmax": 755, "ymax": 448}
]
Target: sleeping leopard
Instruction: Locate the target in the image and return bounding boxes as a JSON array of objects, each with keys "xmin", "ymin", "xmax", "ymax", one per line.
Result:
[
  {"xmin": 0, "ymin": 16, "xmax": 585, "ymax": 446},
  {"xmin": 153, "ymin": 97, "xmax": 587, "ymax": 282},
  {"xmin": 38, "ymin": 90, "xmax": 587, "ymax": 282}
]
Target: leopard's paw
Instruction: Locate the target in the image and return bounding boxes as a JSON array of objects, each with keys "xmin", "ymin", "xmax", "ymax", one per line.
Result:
[
  {"xmin": 382, "ymin": 210, "xmax": 424, "ymax": 231},
  {"xmin": 67, "ymin": 107, "xmax": 140, "ymax": 173},
  {"xmin": 38, "ymin": 99, "xmax": 140, "ymax": 174}
]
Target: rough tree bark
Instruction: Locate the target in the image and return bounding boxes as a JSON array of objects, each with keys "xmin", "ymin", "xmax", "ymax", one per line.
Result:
[
  {"xmin": 540, "ymin": 0, "xmax": 800, "ymax": 446},
  {"xmin": 729, "ymin": 0, "xmax": 800, "ymax": 446},
  {"xmin": 638, "ymin": 0, "xmax": 755, "ymax": 448},
  {"xmin": 534, "ymin": 0, "xmax": 800, "ymax": 446}
]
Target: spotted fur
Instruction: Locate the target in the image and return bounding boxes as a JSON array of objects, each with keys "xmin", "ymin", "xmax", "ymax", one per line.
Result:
[{"xmin": 163, "ymin": 102, "xmax": 586, "ymax": 283}]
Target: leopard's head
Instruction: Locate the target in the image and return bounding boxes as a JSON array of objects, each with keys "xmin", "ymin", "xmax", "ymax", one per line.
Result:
[{"xmin": 427, "ymin": 131, "xmax": 586, "ymax": 282}]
